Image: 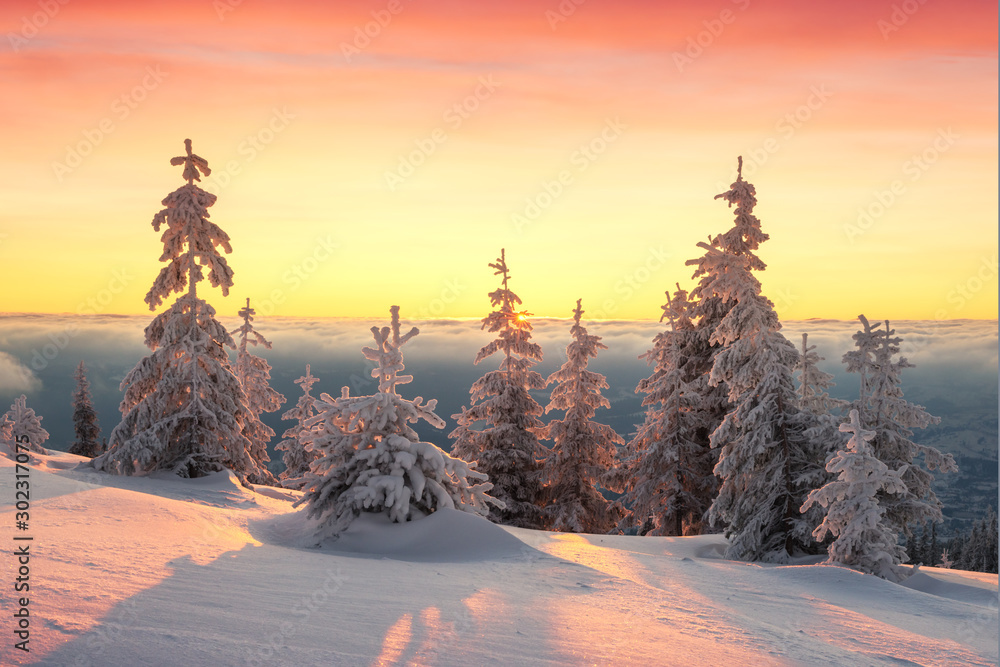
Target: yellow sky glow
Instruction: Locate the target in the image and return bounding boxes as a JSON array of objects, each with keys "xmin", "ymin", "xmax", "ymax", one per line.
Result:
[{"xmin": 2, "ymin": 0, "xmax": 996, "ymax": 321}]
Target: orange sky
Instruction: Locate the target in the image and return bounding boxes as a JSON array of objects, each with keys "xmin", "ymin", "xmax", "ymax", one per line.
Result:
[{"xmin": 2, "ymin": 0, "xmax": 996, "ymax": 320}]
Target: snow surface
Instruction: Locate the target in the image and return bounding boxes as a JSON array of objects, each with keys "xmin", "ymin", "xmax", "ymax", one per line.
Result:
[{"xmin": 2, "ymin": 450, "xmax": 996, "ymax": 666}]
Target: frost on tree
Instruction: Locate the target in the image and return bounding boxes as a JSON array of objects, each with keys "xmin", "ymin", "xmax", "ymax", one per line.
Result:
[
  {"xmin": 231, "ymin": 298, "xmax": 286, "ymax": 485},
  {"xmin": 793, "ymin": 332, "xmax": 848, "ymax": 538},
  {"xmin": 277, "ymin": 364, "xmax": 321, "ymax": 489},
  {"xmin": 449, "ymin": 249, "xmax": 547, "ymax": 529},
  {"xmin": 796, "ymin": 333, "xmax": 848, "ymax": 416},
  {"xmin": 952, "ymin": 506, "xmax": 998, "ymax": 574},
  {"xmin": 611, "ymin": 285, "xmax": 715, "ymax": 536},
  {"xmin": 539, "ymin": 299, "xmax": 622, "ymax": 533},
  {"xmin": 4, "ymin": 395, "xmax": 49, "ymax": 455},
  {"xmin": 843, "ymin": 315, "xmax": 956, "ymax": 537},
  {"xmin": 295, "ymin": 306, "xmax": 500, "ymax": 540},
  {"xmin": 801, "ymin": 409, "xmax": 909, "ymax": 582},
  {"xmin": 682, "ymin": 185, "xmax": 745, "ymax": 510},
  {"xmin": 69, "ymin": 361, "xmax": 103, "ymax": 458},
  {"xmin": 94, "ymin": 140, "xmax": 258, "ymax": 481},
  {"xmin": 698, "ymin": 157, "xmax": 823, "ymax": 562},
  {"xmin": 0, "ymin": 414, "xmax": 13, "ymax": 457}
]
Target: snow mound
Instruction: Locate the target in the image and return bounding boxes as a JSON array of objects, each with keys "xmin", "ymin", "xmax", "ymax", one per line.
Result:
[
  {"xmin": 901, "ymin": 567, "xmax": 1000, "ymax": 606},
  {"xmin": 269, "ymin": 507, "xmax": 537, "ymax": 562}
]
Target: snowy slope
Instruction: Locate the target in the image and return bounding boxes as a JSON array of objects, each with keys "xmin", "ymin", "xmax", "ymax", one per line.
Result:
[{"xmin": 1, "ymin": 451, "xmax": 996, "ymax": 667}]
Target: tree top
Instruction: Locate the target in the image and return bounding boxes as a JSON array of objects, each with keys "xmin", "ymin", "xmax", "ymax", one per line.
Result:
[{"xmin": 169, "ymin": 138, "xmax": 211, "ymax": 184}]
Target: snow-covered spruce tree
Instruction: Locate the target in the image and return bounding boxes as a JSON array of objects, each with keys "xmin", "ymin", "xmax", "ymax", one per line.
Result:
[
  {"xmin": 231, "ymin": 298, "xmax": 286, "ymax": 485},
  {"xmin": 539, "ymin": 299, "xmax": 622, "ymax": 533},
  {"xmin": 5, "ymin": 395, "xmax": 49, "ymax": 454},
  {"xmin": 277, "ymin": 365, "xmax": 321, "ymax": 489},
  {"xmin": 295, "ymin": 306, "xmax": 499, "ymax": 540},
  {"xmin": 679, "ymin": 197, "xmax": 750, "ymax": 522},
  {"xmin": 94, "ymin": 139, "xmax": 258, "ymax": 481},
  {"xmin": 843, "ymin": 315, "xmax": 956, "ymax": 537},
  {"xmin": 956, "ymin": 506, "xmax": 998, "ymax": 574},
  {"xmin": 68, "ymin": 361, "xmax": 103, "ymax": 458},
  {"xmin": 449, "ymin": 249, "xmax": 547, "ymax": 528},
  {"xmin": 611, "ymin": 285, "xmax": 715, "ymax": 536},
  {"xmin": 801, "ymin": 409, "xmax": 909, "ymax": 582},
  {"xmin": 698, "ymin": 157, "xmax": 823, "ymax": 562},
  {"xmin": 793, "ymin": 332, "xmax": 849, "ymax": 539}
]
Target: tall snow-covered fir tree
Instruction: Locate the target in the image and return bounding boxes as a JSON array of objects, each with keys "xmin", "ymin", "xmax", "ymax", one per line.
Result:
[
  {"xmin": 801, "ymin": 409, "xmax": 909, "ymax": 582},
  {"xmin": 449, "ymin": 249, "xmax": 547, "ymax": 528},
  {"xmin": 611, "ymin": 285, "xmax": 715, "ymax": 536},
  {"xmin": 5, "ymin": 395, "xmax": 49, "ymax": 454},
  {"xmin": 680, "ymin": 195, "xmax": 743, "ymax": 516},
  {"xmin": 231, "ymin": 298, "xmax": 286, "ymax": 485},
  {"xmin": 843, "ymin": 315, "xmax": 956, "ymax": 537},
  {"xmin": 68, "ymin": 361, "xmax": 103, "ymax": 458},
  {"xmin": 696, "ymin": 157, "xmax": 822, "ymax": 562},
  {"xmin": 538, "ymin": 299, "xmax": 622, "ymax": 533},
  {"xmin": 277, "ymin": 364, "xmax": 321, "ymax": 489},
  {"xmin": 94, "ymin": 139, "xmax": 258, "ymax": 481},
  {"xmin": 295, "ymin": 306, "xmax": 499, "ymax": 540}
]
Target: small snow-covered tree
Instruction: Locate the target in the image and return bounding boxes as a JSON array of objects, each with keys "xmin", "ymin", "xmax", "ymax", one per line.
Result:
[
  {"xmin": 796, "ymin": 333, "xmax": 847, "ymax": 416},
  {"xmin": 277, "ymin": 365, "xmax": 321, "ymax": 489},
  {"xmin": 5, "ymin": 395, "xmax": 49, "ymax": 454},
  {"xmin": 793, "ymin": 333, "xmax": 848, "ymax": 541},
  {"xmin": 611, "ymin": 285, "xmax": 715, "ymax": 536},
  {"xmin": 69, "ymin": 361, "xmax": 103, "ymax": 458},
  {"xmin": 981, "ymin": 507, "xmax": 999, "ymax": 574},
  {"xmin": 843, "ymin": 315, "xmax": 956, "ymax": 537},
  {"xmin": 450, "ymin": 249, "xmax": 547, "ymax": 528},
  {"xmin": 698, "ymin": 157, "xmax": 822, "ymax": 563},
  {"xmin": 0, "ymin": 414, "xmax": 13, "ymax": 456},
  {"xmin": 231, "ymin": 298, "xmax": 286, "ymax": 485},
  {"xmin": 802, "ymin": 409, "xmax": 909, "ymax": 582},
  {"xmin": 94, "ymin": 139, "xmax": 258, "ymax": 481},
  {"xmin": 295, "ymin": 306, "xmax": 500, "ymax": 540},
  {"xmin": 539, "ymin": 299, "xmax": 622, "ymax": 533}
]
